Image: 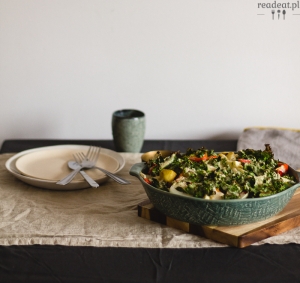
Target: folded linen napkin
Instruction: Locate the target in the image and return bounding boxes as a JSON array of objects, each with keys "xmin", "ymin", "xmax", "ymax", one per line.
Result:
[{"xmin": 237, "ymin": 127, "xmax": 300, "ymax": 170}]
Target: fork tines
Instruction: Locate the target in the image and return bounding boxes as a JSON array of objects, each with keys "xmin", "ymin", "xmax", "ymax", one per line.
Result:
[{"xmin": 85, "ymin": 146, "xmax": 101, "ymax": 163}]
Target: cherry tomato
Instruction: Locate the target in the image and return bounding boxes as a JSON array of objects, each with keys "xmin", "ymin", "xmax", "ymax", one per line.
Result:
[
  {"xmin": 189, "ymin": 153, "xmax": 217, "ymax": 162},
  {"xmin": 238, "ymin": 159, "xmax": 251, "ymax": 163},
  {"xmin": 276, "ymin": 163, "xmax": 289, "ymax": 176}
]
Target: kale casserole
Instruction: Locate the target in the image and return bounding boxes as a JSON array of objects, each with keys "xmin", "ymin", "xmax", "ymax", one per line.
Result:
[{"xmin": 141, "ymin": 145, "xmax": 296, "ymax": 200}]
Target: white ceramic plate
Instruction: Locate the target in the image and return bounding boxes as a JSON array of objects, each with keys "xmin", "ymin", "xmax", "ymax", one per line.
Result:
[{"xmin": 5, "ymin": 145, "xmax": 125, "ymax": 190}]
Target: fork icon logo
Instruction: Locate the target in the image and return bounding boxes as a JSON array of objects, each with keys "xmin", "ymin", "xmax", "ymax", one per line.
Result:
[{"xmin": 272, "ymin": 9, "xmax": 286, "ymax": 19}]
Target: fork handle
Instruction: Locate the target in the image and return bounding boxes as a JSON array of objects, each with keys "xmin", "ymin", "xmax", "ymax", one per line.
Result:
[
  {"xmin": 56, "ymin": 167, "xmax": 82, "ymax": 185},
  {"xmin": 94, "ymin": 167, "xmax": 130, "ymax": 185},
  {"xmin": 79, "ymin": 170, "xmax": 99, "ymax": 188}
]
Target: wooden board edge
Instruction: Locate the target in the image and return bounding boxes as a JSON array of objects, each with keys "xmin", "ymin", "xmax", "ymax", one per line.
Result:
[
  {"xmin": 238, "ymin": 211, "xmax": 300, "ymax": 248},
  {"xmin": 137, "ymin": 195, "xmax": 300, "ymax": 248},
  {"xmin": 137, "ymin": 200, "xmax": 242, "ymax": 247},
  {"xmin": 138, "ymin": 199, "xmax": 166, "ymax": 225}
]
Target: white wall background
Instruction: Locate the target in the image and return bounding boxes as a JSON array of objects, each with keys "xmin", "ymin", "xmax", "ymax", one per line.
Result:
[{"xmin": 1, "ymin": 0, "xmax": 300, "ymax": 146}]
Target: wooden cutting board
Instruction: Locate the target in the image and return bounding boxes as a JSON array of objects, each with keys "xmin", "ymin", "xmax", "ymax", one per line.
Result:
[{"xmin": 138, "ymin": 188, "xmax": 300, "ymax": 248}]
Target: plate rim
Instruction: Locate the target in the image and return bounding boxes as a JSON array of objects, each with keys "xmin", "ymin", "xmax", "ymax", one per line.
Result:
[
  {"xmin": 5, "ymin": 144, "xmax": 125, "ymax": 190},
  {"xmin": 14, "ymin": 146, "xmax": 120, "ymax": 181}
]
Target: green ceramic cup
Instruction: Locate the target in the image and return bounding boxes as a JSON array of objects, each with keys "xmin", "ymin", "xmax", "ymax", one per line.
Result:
[{"xmin": 112, "ymin": 109, "xmax": 145, "ymax": 152}]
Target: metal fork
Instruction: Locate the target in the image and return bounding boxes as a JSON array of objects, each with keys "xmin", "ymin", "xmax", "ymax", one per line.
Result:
[
  {"xmin": 56, "ymin": 146, "xmax": 100, "ymax": 185},
  {"xmin": 72, "ymin": 154, "xmax": 99, "ymax": 187},
  {"xmin": 76, "ymin": 148, "xmax": 131, "ymax": 185}
]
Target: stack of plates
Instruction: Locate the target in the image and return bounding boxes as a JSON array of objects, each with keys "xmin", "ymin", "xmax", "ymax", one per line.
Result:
[{"xmin": 5, "ymin": 145, "xmax": 125, "ymax": 190}]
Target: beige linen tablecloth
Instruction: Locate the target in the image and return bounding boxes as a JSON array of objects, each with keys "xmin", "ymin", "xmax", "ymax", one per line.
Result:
[{"xmin": 1, "ymin": 153, "xmax": 300, "ymax": 248}]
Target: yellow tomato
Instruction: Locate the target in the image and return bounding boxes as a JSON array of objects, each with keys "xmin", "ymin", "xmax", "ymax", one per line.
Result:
[{"xmin": 160, "ymin": 169, "xmax": 177, "ymax": 182}]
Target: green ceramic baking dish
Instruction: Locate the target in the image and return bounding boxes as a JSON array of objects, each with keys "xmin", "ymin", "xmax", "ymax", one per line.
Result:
[{"xmin": 130, "ymin": 161, "xmax": 300, "ymax": 226}]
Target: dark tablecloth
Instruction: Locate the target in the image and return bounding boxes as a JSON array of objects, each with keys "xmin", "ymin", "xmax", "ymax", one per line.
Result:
[
  {"xmin": 0, "ymin": 139, "xmax": 238, "ymax": 154},
  {"xmin": 1, "ymin": 139, "xmax": 300, "ymax": 283}
]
